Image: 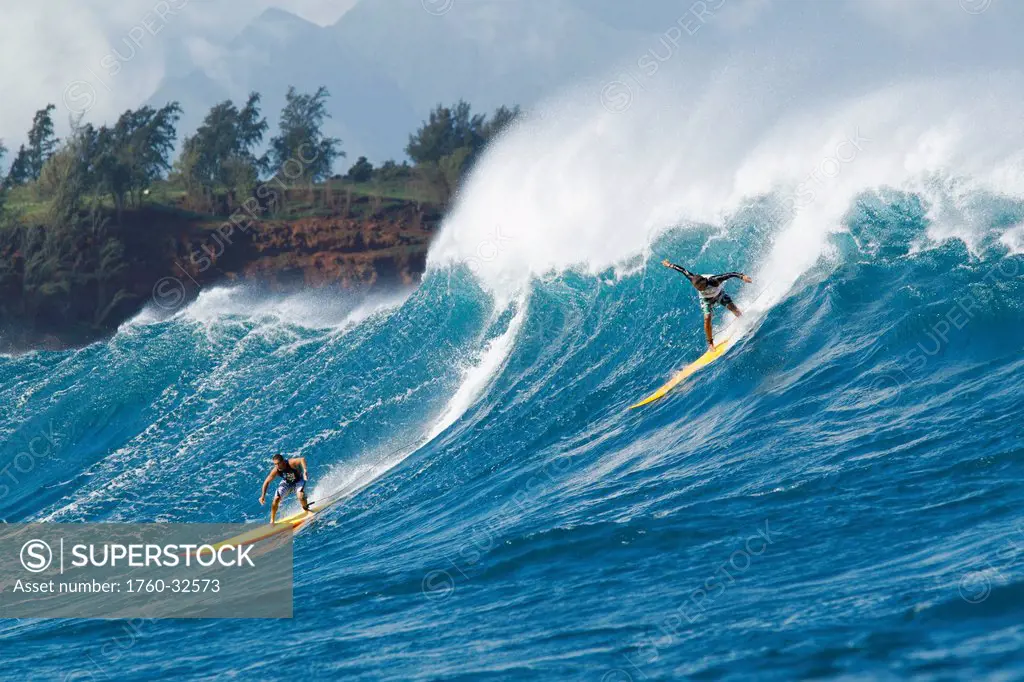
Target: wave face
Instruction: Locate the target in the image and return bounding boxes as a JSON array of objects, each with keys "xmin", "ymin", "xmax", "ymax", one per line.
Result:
[{"xmin": 3, "ymin": 76, "xmax": 1024, "ymax": 680}]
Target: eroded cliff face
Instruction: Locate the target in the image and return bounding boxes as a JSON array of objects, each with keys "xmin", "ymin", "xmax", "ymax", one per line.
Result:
[
  {"xmin": 158, "ymin": 204, "xmax": 437, "ymax": 291},
  {"xmin": 0, "ymin": 196, "xmax": 441, "ymax": 352}
]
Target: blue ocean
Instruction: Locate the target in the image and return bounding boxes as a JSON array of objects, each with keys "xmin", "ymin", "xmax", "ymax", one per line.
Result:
[{"xmin": 2, "ymin": 77, "xmax": 1024, "ymax": 680}]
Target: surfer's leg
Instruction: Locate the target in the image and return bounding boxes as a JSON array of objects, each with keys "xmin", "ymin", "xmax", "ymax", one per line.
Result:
[
  {"xmin": 270, "ymin": 481, "xmax": 289, "ymax": 522},
  {"xmin": 722, "ymin": 294, "xmax": 742, "ymax": 317},
  {"xmin": 297, "ymin": 480, "xmax": 310, "ymax": 511},
  {"xmin": 699, "ymin": 297, "xmax": 715, "ymax": 349}
]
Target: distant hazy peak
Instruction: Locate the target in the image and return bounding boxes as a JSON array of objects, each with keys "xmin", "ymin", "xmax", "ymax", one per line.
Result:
[{"xmin": 231, "ymin": 6, "xmax": 323, "ymax": 49}]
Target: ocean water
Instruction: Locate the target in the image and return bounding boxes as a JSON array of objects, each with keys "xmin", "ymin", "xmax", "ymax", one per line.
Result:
[{"xmin": 2, "ymin": 75, "xmax": 1024, "ymax": 681}]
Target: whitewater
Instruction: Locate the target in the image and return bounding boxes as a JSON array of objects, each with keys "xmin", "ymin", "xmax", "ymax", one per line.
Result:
[{"xmin": 1, "ymin": 66, "xmax": 1023, "ymax": 680}]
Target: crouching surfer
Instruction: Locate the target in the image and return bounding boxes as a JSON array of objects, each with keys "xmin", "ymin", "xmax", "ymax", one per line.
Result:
[
  {"xmin": 661, "ymin": 260, "xmax": 752, "ymax": 350},
  {"xmin": 259, "ymin": 453, "xmax": 311, "ymax": 523}
]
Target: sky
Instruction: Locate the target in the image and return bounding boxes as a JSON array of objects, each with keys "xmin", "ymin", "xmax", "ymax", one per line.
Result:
[
  {"xmin": 0, "ymin": 0, "xmax": 1019, "ymax": 162},
  {"xmin": 0, "ymin": 0, "xmax": 358, "ymax": 150}
]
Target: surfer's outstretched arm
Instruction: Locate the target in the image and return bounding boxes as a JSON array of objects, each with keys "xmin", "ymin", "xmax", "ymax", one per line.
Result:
[
  {"xmin": 711, "ymin": 273, "xmax": 750, "ymax": 318},
  {"xmin": 707, "ymin": 272, "xmax": 753, "ymax": 285},
  {"xmin": 661, "ymin": 260, "xmax": 701, "ymax": 287}
]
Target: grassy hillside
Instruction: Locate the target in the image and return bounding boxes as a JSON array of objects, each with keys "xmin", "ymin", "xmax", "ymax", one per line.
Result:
[{"xmin": 3, "ymin": 177, "xmax": 439, "ymax": 226}]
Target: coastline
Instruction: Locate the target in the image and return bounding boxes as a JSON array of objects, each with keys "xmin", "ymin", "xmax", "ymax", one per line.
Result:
[{"xmin": 0, "ymin": 193, "xmax": 441, "ymax": 353}]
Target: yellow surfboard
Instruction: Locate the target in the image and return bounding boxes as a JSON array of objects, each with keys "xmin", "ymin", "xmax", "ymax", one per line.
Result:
[
  {"xmin": 629, "ymin": 337, "xmax": 734, "ymax": 409},
  {"xmin": 212, "ymin": 492, "xmax": 346, "ymax": 550},
  {"xmin": 211, "ymin": 444, "xmax": 422, "ymax": 551}
]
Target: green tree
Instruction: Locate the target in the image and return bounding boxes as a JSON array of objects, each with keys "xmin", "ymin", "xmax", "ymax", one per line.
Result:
[
  {"xmin": 5, "ymin": 145, "xmax": 31, "ymax": 188},
  {"xmin": 177, "ymin": 92, "xmax": 268, "ymax": 207},
  {"xmin": 375, "ymin": 160, "xmax": 413, "ymax": 182},
  {"xmin": 268, "ymin": 86, "xmax": 344, "ymax": 183},
  {"xmin": 171, "ymin": 139, "xmax": 206, "ymax": 209},
  {"xmin": 27, "ymin": 105, "xmax": 60, "ymax": 178},
  {"xmin": 405, "ymin": 102, "xmax": 520, "ymax": 204},
  {"xmin": 346, "ymin": 156, "xmax": 373, "ymax": 183},
  {"xmin": 91, "ymin": 102, "xmax": 182, "ymax": 219},
  {"xmin": 7, "ymin": 105, "xmax": 61, "ymax": 185},
  {"xmin": 414, "ymin": 147, "xmax": 472, "ymax": 204},
  {"xmin": 37, "ymin": 120, "xmax": 96, "ymax": 226},
  {"xmin": 406, "ymin": 101, "xmax": 520, "ymax": 165},
  {"xmin": 480, "ymin": 105, "xmax": 520, "ymax": 142},
  {"xmin": 406, "ymin": 100, "xmax": 484, "ymax": 166},
  {"xmin": 14, "ymin": 119, "xmax": 135, "ymax": 336}
]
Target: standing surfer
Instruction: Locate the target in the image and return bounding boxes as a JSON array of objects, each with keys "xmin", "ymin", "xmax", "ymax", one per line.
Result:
[
  {"xmin": 661, "ymin": 260, "xmax": 752, "ymax": 350},
  {"xmin": 259, "ymin": 453, "xmax": 312, "ymax": 523}
]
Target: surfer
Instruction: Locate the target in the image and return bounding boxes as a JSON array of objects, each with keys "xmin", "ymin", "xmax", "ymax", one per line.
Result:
[
  {"xmin": 661, "ymin": 260, "xmax": 752, "ymax": 350},
  {"xmin": 259, "ymin": 453, "xmax": 311, "ymax": 523}
]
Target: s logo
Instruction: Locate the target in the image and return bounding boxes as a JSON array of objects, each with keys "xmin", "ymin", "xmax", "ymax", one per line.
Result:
[{"xmin": 20, "ymin": 539, "xmax": 53, "ymax": 573}]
